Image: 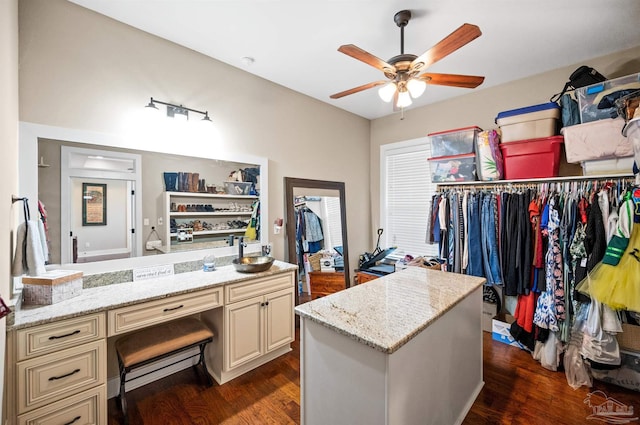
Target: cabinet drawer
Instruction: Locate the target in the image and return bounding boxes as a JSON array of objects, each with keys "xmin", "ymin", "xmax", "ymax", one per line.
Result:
[
  {"xmin": 355, "ymin": 272, "xmax": 380, "ymax": 285},
  {"xmin": 16, "ymin": 313, "xmax": 105, "ymax": 361},
  {"xmin": 18, "ymin": 384, "xmax": 106, "ymax": 425},
  {"xmin": 17, "ymin": 340, "xmax": 105, "ymax": 414},
  {"xmin": 108, "ymin": 287, "xmax": 222, "ymax": 336},
  {"xmin": 226, "ymin": 273, "xmax": 294, "ymax": 304},
  {"xmin": 309, "ymin": 272, "xmax": 345, "ymax": 293}
]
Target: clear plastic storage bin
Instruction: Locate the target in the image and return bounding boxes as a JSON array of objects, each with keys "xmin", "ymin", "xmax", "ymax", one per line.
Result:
[
  {"xmin": 224, "ymin": 181, "xmax": 253, "ymax": 195},
  {"xmin": 576, "ymin": 72, "xmax": 640, "ymax": 123},
  {"xmin": 427, "ymin": 153, "xmax": 477, "ymax": 182},
  {"xmin": 428, "ymin": 126, "xmax": 481, "ymax": 157}
]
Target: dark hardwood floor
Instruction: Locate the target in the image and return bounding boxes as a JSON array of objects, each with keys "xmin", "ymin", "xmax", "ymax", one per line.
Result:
[{"xmin": 108, "ymin": 329, "xmax": 639, "ymax": 424}]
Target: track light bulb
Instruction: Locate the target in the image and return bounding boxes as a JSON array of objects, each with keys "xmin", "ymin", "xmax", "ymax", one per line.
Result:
[
  {"xmin": 378, "ymin": 82, "xmax": 396, "ymax": 103},
  {"xmin": 407, "ymin": 78, "xmax": 426, "ymax": 98}
]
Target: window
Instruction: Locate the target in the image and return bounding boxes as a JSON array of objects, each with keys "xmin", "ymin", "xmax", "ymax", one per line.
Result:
[{"xmin": 380, "ymin": 138, "xmax": 438, "ymax": 258}]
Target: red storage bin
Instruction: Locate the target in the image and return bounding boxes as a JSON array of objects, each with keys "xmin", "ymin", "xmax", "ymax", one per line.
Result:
[{"xmin": 499, "ymin": 136, "xmax": 563, "ymax": 179}]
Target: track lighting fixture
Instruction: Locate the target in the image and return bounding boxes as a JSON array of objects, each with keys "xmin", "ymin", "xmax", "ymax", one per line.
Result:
[{"xmin": 145, "ymin": 97, "xmax": 212, "ymax": 123}]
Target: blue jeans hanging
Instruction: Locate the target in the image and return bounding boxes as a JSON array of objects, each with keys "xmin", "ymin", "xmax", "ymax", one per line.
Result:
[{"xmin": 481, "ymin": 194, "xmax": 503, "ymax": 285}]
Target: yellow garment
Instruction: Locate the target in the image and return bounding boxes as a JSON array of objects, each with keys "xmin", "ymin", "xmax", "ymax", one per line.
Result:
[
  {"xmin": 244, "ymin": 200, "xmax": 259, "ymax": 241},
  {"xmin": 577, "ymin": 223, "xmax": 640, "ymax": 312}
]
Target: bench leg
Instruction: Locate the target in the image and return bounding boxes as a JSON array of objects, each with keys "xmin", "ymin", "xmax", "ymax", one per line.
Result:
[
  {"xmin": 196, "ymin": 342, "xmax": 214, "ymax": 386},
  {"xmin": 119, "ymin": 363, "xmax": 129, "ymax": 425}
]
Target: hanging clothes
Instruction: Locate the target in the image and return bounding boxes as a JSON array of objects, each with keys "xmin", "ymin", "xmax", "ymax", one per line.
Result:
[{"xmin": 294, "ymin": 204, "xmax": 324, "ymax": 255}]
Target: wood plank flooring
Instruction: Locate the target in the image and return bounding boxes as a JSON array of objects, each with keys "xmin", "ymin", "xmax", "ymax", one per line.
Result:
[{"xmin": 108, "ymin": 330, "xmax": 639, "ymax": 424}]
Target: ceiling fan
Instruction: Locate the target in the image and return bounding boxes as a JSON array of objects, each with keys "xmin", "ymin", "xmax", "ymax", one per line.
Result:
[{"xmin": 330, "ymin": 10, "xmax": 485, "ymax": 109}]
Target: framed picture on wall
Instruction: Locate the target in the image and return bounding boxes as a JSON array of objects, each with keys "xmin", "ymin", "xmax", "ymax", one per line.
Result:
[{"xmin": 82, "ymin": 183, "xmax": 107, "ymax": 226}]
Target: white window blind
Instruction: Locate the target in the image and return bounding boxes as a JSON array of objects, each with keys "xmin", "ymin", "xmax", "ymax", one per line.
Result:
[
  {"xmin": 322, "ymin": 197, "xmax": 343, "ymax": 250},
  {"xmin": 381, "ymin": 138, "xmax": 438, "ymax": 258}
]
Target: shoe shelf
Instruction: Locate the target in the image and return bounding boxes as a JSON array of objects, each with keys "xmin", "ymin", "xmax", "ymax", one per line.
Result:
[
  {"xmin": 170, "ymin": 228, "xmax": 247, "ymax": 237},
  {"xmin": 170, "ymin": 212, "xmax": 252, "ymax": 217},
  {"xmin": 165, "ymin": 191, "xmax": 258, "ymax": 200},
  {"xmin": 161, "ymin": 191, "xmax": 258, "ymax": 251}
]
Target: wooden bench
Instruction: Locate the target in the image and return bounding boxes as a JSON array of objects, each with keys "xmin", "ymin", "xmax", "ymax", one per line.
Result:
[{"xmin": 115, "ymin": 317, "xmax": 214, "ymax": 424}]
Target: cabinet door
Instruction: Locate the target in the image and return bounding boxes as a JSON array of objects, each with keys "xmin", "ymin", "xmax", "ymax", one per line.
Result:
[
  {"xmin": 225, "ymin": 297, "xmax": 263, "ymax": 370},
  {"xmin": 265, "ymin": 288, "xmax": 294, "ymax": 353}
]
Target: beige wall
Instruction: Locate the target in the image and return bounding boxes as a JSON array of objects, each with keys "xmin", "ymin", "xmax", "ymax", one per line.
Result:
[
  {"xmin": 1, "ymin": 0, "xmax": 20, "ymax": 418},
  {"xmin": 369, "ymin": 45, "xmax": 640, "ymax": 234},
  {"xmin": 18, "ymin": 0, "xmax": 371, "ymax": 272}
]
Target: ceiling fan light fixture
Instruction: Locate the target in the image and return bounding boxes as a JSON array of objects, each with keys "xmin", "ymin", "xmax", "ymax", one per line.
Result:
[
  {"xmin": 397, "ymin": 90, "xmax": 412, "ymax": 108},
  {"xmin": 407, "ymin": 78, "xmax": 426, "ymax": 98},
  {"xmin": 378, "ymin": 82, "xmax": 396, "ymax": 103}
]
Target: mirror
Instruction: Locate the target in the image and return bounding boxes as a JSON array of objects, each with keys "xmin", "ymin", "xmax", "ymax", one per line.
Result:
[
  {"xmin": 19, "ymin": 122, "xmax": 268, "ymax": 271},
  {"xmin": 284, "ymin": 178, "xmax": 349, "ymax": 305}
]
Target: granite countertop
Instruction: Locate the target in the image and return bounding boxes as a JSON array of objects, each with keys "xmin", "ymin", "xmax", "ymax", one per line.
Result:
[
  {"xmin": 10, "ymin": 260, "xmax": 297, "ymax": 331},
  {"xmin": 294, "ymin": 267, "xmax": 485, "ymax": 354}
]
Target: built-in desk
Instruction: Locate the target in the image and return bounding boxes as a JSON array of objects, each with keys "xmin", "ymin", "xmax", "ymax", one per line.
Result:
[
  {"xmin": 295, "ymin": 267, "xmax": 486, "ymax": 425},
  {"xmin": 5, "ymin": 261, "xmax": 297, "ymax": 425}
]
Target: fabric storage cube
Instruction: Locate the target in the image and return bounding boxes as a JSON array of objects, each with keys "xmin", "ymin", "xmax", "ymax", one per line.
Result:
[
  {"xmin": 576, "ymin": 72, "xmax": 640, "ymax": 123},
  {"xmin": 561, "ymin": 118, "xmax": 633, "ymax": 163},
  {"xmin": 224, "ymin": 181, "xmax": 252, "ymax": 195},
  {"xmin": 428, "ymin": 126, "xmax": 481, "ymax": 157},
  {"xmin": 499, "ymin": 135, "xmax": 563, "ymax": 179},
  {"xmin": 427, "ymin": 153, "xmax": 477, "ymax": 182},
  {"xmin": 581, "ymin": 157, "xmax": 635, "ymax": 176},
  {"xmin": 496, "ymin": 102, "xmax": 560, "ymax": 143},
  {"xmin": 22, "ymin": 270, "xmax": 83, "ymax": 305}
]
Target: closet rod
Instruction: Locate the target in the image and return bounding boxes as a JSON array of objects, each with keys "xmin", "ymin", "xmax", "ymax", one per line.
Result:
[{"xmin": 436, "ymin": 173, "xmax": 635, "ymax": 191}]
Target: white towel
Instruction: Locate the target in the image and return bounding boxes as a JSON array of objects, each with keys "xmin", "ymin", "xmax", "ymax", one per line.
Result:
[
  {"xmin": 12, "ymin": 220, "xmax": 47, "ymax": 277},
  {"xmin": 37, "ymin": 218, "xmax": 49, "ymax": 263}
]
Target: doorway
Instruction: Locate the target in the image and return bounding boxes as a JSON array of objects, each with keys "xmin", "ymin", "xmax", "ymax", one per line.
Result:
[{"xmin": 60, "ymin": 146, "xmax": 142, "ymax": 263}]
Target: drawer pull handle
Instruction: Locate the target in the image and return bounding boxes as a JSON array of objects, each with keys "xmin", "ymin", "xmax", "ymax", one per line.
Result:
[
  {"xmin": 163, "ymin": 304, "xmax": 184, "ymax": 312},
  {"xmin": 48, "ymin": 329, "xmax": 81, "ymax": 340},
  {"xmin": 48, "ymin": 368, "xmax": 80, "ymax": 381},
  {"xmin": 64, "ymin": 416, "xmax": 82, "ymax": 425}
]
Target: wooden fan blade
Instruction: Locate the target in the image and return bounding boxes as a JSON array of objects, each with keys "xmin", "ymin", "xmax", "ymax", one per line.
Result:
[
  {"xmin": 410, "ymin": 23, "xmax": 481, "ymax": 72},
  {"xmin": 418, "ymin": 73, "xmax": 485, "ymax": 88},
  {"xmin": 330, "ymin": 80, "xmax": 389, "ymax": 99},
  {"xmin": 338, "ymin": 44, "xmax": 396, "ymax": 76}
]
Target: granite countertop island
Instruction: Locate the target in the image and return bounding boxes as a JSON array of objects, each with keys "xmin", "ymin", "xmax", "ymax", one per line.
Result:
[
  {"xmin": 10, "ymin": 260, "xmax": 297, "ymax": 331},
  {"xmin": 295, "ymin": 266, "xmax": 485, "ymax": 353},
  {"xmin": 295, "ymin": 266, "xmax": 486, "ymax": 425}
]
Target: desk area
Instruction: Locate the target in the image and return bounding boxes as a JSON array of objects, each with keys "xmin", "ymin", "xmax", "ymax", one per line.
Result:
[{"xmin": 5, "ymin": 261, "xmax": 297, "ymax": 424}]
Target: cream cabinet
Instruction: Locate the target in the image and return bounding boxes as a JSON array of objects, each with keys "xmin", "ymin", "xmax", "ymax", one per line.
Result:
[
  {"xmin": 205, "ymin": 271, "xmax": 295, "ymax": 384},
  {"xmin": 225, "ymin": 288, "xmax": 294, "ymax": 370},
  {"xmin": 107, "ymin": 286, "xmax": 222, "ymax": 336},
  {"xmin": 11, "ymin": 313, "xmax": 107, "ymax": 424},
  {"xmin": 6, "ymin": 267, "xmax": 297, "ymax": 423}
]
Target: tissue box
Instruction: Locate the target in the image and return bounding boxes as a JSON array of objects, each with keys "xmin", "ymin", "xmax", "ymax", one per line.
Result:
[{"xmin": 22, "ymin": 270, "xmax": 83, "ymax": 305}]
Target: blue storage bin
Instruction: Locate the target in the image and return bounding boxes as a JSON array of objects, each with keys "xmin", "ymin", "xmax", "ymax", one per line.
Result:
[{"xmin": 496, "ymin": 102, "xmax": 560, "ymax": 143}]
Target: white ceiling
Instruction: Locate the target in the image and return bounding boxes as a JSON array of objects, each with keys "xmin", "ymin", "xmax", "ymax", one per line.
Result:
[{"xmin": 69, "ymin": 0, "xmax": 640, "ymax": 120}]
